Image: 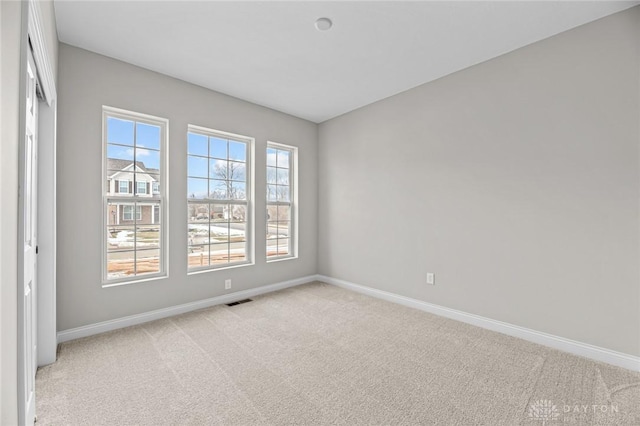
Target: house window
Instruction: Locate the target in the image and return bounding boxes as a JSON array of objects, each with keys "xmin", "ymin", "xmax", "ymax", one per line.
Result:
[
  {"xmin": 123, "ymin": 205, "xmax": 142, "ymax": 221},
  {"xmin": 266, "ymin": 143, "xmax": 297, "ymax": 260},
  {"xmin": 118, "ymin": 179, "xmax": 129, "ymax": 194},
  {"xmin": 104, "ymin": 106, "xmax": 167, "ymax": 285},
  {"xmin": 137, "ymin": 181, "xmax": 147, "ymax": 195},
  {"xmin": 187, "ymin": 125, "xmax": 253, "ymax": 271}
]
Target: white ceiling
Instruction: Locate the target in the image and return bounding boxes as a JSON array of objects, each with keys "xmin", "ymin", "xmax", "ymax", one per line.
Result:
[{"xmin": 54, "ymin": 1, "xmax": 639, "ymax": 123}]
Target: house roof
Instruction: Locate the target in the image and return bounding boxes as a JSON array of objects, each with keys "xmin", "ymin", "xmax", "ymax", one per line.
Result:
[{"xmin": 107, "ymin": 158, "xmax": 159, "ymax": 175}]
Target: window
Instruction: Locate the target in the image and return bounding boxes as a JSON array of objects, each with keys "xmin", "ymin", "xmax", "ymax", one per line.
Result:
[
  {"xmin": 118, "ymin": 179, "xmax": 129, "ymax": 194},
  {"xmin": 136, "ymin": 181, "xmax": 147, "ymax": 195},
  {"xmin": 266, "ymin": 143, "xmax": 297, "ymax": 260},
  {"xmin": 122, "ymin": 205, "xmax": 142, "ymax": 221},
  {"xmin": 187, "ymin": 125, "xmax": 253, "ymax": 271},
  {"xmin": 103, "ymin": 107, "xmax": 167, "ymax": 285}
]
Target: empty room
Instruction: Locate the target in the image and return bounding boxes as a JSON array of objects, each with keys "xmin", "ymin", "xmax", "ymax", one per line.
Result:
[{"xmin": 1, "ymin": 0, "xmax": 640, "ymax": 424}]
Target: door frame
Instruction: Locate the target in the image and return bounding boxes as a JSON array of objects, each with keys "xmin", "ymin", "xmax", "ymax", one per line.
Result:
[{"xmin": 17, "ymin": 0, "xmax": 57, "ymax": 424}]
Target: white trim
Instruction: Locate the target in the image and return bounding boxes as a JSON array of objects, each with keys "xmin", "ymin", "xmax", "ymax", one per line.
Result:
[
  {"xmin": 102, "ymin": 106, "xmax": 169, "ymax": 286},
  {"xmin": 57, "ymin": 275, "xmax": 319, "ymax": 343},
  {"xmin": 186, "ymin": 124, "xmax": 255, "ymax": 272},
  {"xmin": 27, "ymin": 0, "xmax": 56, "ymax": 105},
  {"xmin": 266, "ymin": 142, "xmax": 298, "ymax": 261},
  {"xmin": 56, "ymin": 272, "xmax": 640, "ymax": 372},
  {"xmin": 318, "ymin": 275, "xmax": 640, "ymax": 372}
]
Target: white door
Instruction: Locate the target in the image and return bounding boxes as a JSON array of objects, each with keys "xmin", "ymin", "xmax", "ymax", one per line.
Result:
[{"xmin": 21, "ymin": 47, "xmax": 39, "ymax": 426}]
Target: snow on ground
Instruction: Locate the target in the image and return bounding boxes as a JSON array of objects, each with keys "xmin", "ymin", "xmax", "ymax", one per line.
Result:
[{"xmin": 188, "ymin": 223, "xmax": 244, "ymax": 236}]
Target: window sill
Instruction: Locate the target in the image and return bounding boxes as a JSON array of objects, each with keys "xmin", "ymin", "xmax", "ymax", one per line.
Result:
[
  {"xmin": 102, "ymin": 273, "xmax": 168, "ymax": 288},
  {"xmin": 187, "ymin": 261, "xmax": 255, "ymax": 276},
  {"xmin": 266, "ymin": 255, "xmax": 298, "ymax": 263}
]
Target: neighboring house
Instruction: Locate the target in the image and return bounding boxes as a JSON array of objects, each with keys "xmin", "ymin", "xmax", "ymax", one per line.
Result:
[{"xmin": 106, "ymin": 158, "xmax": 160, "ymax": 225}]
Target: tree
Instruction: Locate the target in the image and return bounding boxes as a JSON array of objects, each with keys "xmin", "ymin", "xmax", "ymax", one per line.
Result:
[{"xmin": 212, "ymin": 161, "xmax": 245, "ymax": 199}]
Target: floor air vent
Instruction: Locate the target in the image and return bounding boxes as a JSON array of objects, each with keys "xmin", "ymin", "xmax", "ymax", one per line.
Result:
[{"xmin": 226, "ymin": 298, "xmax": 253, "ymax": 307}]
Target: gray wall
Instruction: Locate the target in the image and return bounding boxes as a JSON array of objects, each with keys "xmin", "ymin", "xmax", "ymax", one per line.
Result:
[
  {"xmin": 57, "ymin": 44, "xmax": 317, "ymax": 331},
  {"xmin": 318, "ymin": 7, "xmax": 640, "ymax": 357}
]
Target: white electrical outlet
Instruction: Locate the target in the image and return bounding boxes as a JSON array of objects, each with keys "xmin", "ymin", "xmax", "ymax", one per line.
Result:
[
  {"xmin": 426, "ymin": 273, "xmax": 435, "ymax": 285},
  {"xmin": 225, "ymin": 279, "xmax": 232, "ymax": 290}
]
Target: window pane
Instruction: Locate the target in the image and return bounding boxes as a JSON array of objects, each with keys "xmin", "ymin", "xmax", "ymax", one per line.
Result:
[
  {"xmin": 107, "ymin": 251, "xmax": 136, "ymax": 279},
  {"xmin": 210, "ymin": 222, "xmax": 230, "ymax": 244},
  {"xmin": 136, "ymin": 123, "xmax": 161, "ymax": 150},
  {"xmin": 209, "ymin": 179, "xmax": 228, "ymax": 199},
  {"xmin": 210, "ymin": 137, "xmax": 227, "ymax": 159},
  {"xmin": 210, "ymin": 159, "xmax": 227, "ymax": 179},
  {"xmin": 137, "ymin": 148, "xmax": 160, "ymax": 171},
  {"xmin": 229, "ymin": 222, "xmax": 246, "ymax": 242},
  {"xmin": 107, "ymin": 202, "xmax": 120, "ymax": 226},
  {"xmin": 229, "ymin": 161, "xmax": 246, "ymax": 182},
  {"xmin": 188, "ymin": 203, "xmax": 210, "ymax": 222},
  {"xmin": 107, "ymin": 226, "xmax": 135, "ymax": 251},
  {"xmin": 229, "ymin": 181, "xmax": 246, "ymax": 200},
  {"xmin": 210, "ymin": 243, "xmax": 230, "ymax": 264},
  {"xmin": 188, "ymin": 178, "xmax": 208, "ymax": 199},
  {"xmin": 228, "ymin": 141, "xmax": 246, "ymax": 162},
  {"xmin": 267, "ymin": 205, "xmax": 278, "ymax": 223},
  {"xmin": 277, "ymin": 185, "xmax": 290, "ymax": 202},
  {"xmin": 266, "ymin": 222, "xmax": 278, "ymax": 240},
  {"xmin": 136, "ymin": 226, "xmax": 160, "ymax": 249},
  {"xmin": 107, "ymin": 143, "xmax": 134, "ymax": 162},
  {"xmin": 277, "ymin": 168, "xmax": 289, "ymax": 185},
  {"xmin": 188, "ymin": 132, "xmax": 208, "ymax": 156},
  {"xmin": 147, "ymin": 173, "xmax": 160, "ymax": 195},
  {"xmin": 230, "ymin": 241, "xmax": 247, "ymax": 263},
  {"xmin": 276, "ymin": 222, "xmax": 290, "ymax": 238},
  {"xmin": 277, "ymin": 238, "xmax": 290, "ymax": 256},
  {"xmin": 188, "ymin": 223, "xmax": 212, "ymax": 245},
  {"xmin": 136, "ymin": 249, "xmax": 160, "ymax": 275},
  {"xmin": 188, "ymin": 155, "xmax": 208, "ymax": 178},
  {"xmin": 267, "ymin": 166, "xmax": 277, "ymax": 184},
  {"xmin": 277, "ymin": 150, "xmax": 290, "ymax": 168},
  {"xmin": 266, "ymin": 238, "xmax": 279, "ymax": 257},
  {"xmin": 188, "ymin": 244, "xmax": 209, "ymax": 268},
  {"xmin": 267, "ymin": 185, "xmax": 278, "ymax": 202},
  {"xmin": 137, "ymin": 202, "xmax": 160, "ymax": 225},
  {"xmin": 210, "ymin": 203, "xmax": 227, "ymax": 222},
  {"xmin": 229, "ymin": 204, "xmax": 246, "ymax": 222},
  {"xmin": 107, "ymin": 117, "xmax": 134, "ymax": 146},
  {"xmin": 266, "ymin": 148, "xmax": 277, "ymax": 167},
  {"xmin": 277, "ymin": 205, "xmax": 291, "ymax": 222}
]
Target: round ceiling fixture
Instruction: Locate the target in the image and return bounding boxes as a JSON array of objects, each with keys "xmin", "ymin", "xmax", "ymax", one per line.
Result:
[{"xmin": 315, "ymin": 17, "xmax": 333, "ymax": 31}]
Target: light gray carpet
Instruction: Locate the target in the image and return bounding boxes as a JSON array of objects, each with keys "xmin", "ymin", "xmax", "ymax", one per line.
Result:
[{"xmin": 36, "ymin": 282, "xmax": 640, "ymax": 425}]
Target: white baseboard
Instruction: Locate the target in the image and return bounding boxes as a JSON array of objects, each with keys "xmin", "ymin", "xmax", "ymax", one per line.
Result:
[
  {"xmin": 57, "ymin": 275, "xmax": 318, "ymax": 343},
  {"xmin": 57, "ymin": 273, "xmax": 639, "ymax": 372},
  {"xmin": 318, "ymin": 275, "xmax": 640, "ymax": 372}
]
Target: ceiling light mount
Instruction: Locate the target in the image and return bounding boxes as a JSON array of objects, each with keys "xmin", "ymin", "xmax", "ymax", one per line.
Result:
[{"xmin": 315, "ymin": 17, "xmax": 333, "ymax": 31}]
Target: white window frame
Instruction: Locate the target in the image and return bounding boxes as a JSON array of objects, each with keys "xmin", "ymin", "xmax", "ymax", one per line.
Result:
[
  {"xmin": 136, "ymin": 180, "xmax": 147, "ymax": 195},
  {"xmin": 266, "ymin": 141, "xmax": 298, "ymax": 262},
  {"xmin": 152, "ymin": 181, "xmax": 160, "ymax": 195},
  {"xmin": 102, "ymin": 106, "xmax": 169, "ymax": 286},
  {"xmin": 119, "ymin": 179, "xmax": 129, "ymax": 194},
  {"xmin": 187, "ymin": 124, "xmax": 255, "ymax": 274}
]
